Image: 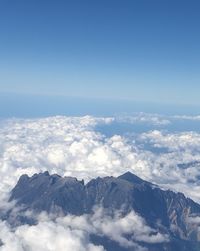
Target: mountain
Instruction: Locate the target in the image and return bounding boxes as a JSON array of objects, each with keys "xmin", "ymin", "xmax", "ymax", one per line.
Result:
[{"xmin": 5, "ymin": 171, "xmax": 200, "ymax": 251}]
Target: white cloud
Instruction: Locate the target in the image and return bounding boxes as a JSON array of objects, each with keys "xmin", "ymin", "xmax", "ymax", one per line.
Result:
[
  {"xmin": 140, "ymin": 130, "xmax": 200, "ymax": 151},
  {"xmin": 116, "ymin": 113, "xmax": 171, "ymax": 126},
  {"xmin": 0, "ymin": 218, "xmax": 104, "ymax": 251},
  {"xmin": 0, "ymin": 208, "xmax": 168, "ymax": 251},
  {"xmin": 0, "ymin": 116, "xmax": 146, "ymax": 205},
  {"xmin": 173, "ymin": 115, "xmax": 200, "ymax": 121},
  {"xmin": 2, "ymin": 115, "xmax": 200, "ymax": 250},
  {"xmin": 90, "ymin": 208, "xmax": 168, "ymax": 246},
  {"xmin": 1, "ymin": 115, "xmax": 200, "ymax": 206}
]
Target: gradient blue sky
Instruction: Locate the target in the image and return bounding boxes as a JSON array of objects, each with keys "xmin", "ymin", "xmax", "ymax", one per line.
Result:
[{"xmin": 0, "ymin": 0, "xmax": 200, "ymax": 116}]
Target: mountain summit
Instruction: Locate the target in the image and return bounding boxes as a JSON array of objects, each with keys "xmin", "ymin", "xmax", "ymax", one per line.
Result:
[{"xmin": 6, "ymin": 171, "xmax": 200, "ymax": 251}]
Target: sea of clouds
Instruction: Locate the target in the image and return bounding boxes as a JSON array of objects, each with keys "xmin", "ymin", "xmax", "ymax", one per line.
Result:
[
  {"xmin": 1, "ymin": 114, "xmax": 200, "ymax": 250},
  {"xmin": 0, "ymin": 207, "xmax": 169, "ymax": 251}
]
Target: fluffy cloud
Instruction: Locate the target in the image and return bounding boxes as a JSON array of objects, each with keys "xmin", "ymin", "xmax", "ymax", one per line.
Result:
[
  {"xmin": 2, "ymin": 114, "xmax": 200, "ymax": 250},
  {"xmin": 140, "ymin": 130, "xmax": 200, "ymax": 151},
  {"xmin": 0, "ymin": 208, "xmax": 168, "ymax": 251},
  {"xmin": 0, "ymin": 116, "xmax": 147, "ymax": 205},
  {"xmin": 0, "ymin": 218, "xmax": 104, "ymax": 251},
  {"xmin": 90, "ymin": 208, "xmax": 168, "ymax": 246},
  {"xmin": 1, "ymin": 115, "xmax": 200, "ymax": 206}
]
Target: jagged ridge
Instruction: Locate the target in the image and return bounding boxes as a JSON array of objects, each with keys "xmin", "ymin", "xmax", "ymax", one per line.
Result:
[{"xmin": 7, "ymin": 171, "xmax": 200, "ymax": 251}]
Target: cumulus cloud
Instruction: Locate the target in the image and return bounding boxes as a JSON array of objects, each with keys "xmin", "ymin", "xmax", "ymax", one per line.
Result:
[
  {"xmin": 0, "ymin": 116, "xmax": 148, "ymax": 205},
  {"xmin": 90, "ymin": 208, "xmax": 168, "ymax": 246},
  {"xmin": 0, "ymin": 208, "xmax": 168, "ymax": 251},
  {"xmin": 0, "ymin": 218, "xmax": 104, "ymax": 251},
  {"xmin": 136, "ymin": 130, "xmax": 200, "ymax": 200},
  {"xmin": 2, "ymin": 114, "xmax": 200, "ymax": 250},
  {"xmin": 1, "ymin": 115, "xmax": 200, "ymax": 206},
  {"xmin": 140, "ymin": 130, "xmax": 200, "ymax": 151}
]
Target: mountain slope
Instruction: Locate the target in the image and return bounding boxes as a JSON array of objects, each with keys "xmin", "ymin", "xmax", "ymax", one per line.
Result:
[{"xmin": 6, "ymin": 171, "xmax": 200, "ymax": 251}]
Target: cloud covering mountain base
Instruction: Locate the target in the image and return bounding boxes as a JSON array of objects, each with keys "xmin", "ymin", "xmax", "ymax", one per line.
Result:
[
  {"xmin": 1, "ymin": 114, "xmax": 200, "ymax": 250},
  {"xmin": 0, "ymin": 207, "xmax": 169, "ymax": 251},
  {"xmin": 1, "ymin": 115, "xmax": 200, "ymax": 204}
]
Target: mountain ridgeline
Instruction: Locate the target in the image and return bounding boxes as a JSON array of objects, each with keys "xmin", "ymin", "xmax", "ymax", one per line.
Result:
[{"xmin": 6, "ymin": 171, "xmax": 200, "ymax": 251}]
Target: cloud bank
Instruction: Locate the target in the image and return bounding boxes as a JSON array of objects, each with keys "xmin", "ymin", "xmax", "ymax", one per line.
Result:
[
  {"xmin": 1, "ymin": 114, "xmax": 200, "ymax": 204},
  {"xmin": 1, "ymin": 114, "xmax": 200, "ymax": 250},
  {"xmin": 0, "ymin": 208, "xmax": 168, "ymax": 251}
]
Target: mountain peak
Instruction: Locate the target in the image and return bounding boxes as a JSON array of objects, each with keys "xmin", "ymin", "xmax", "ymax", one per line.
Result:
[
  {"xmin": 118, "ymin": 171, "xmax": 148, "ymax": 185},
  {"xmin": 7, "ymin": 170, "xmax": 200, "ymax": 251}
]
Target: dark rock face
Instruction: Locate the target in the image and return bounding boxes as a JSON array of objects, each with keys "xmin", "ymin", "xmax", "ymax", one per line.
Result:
[
  {"xmin": 10, "ymin": 172, "xmax": 86, "ymax": 215},
  {"xmin": 8, "ymin": 171, "xmax": 200, "ymax": 250}
]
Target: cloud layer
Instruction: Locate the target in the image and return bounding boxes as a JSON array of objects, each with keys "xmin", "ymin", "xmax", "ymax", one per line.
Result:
[
  {"xmin": 1, "ymin": 115, "xmax": 200, "ymax": 204},
  {"xmin": 0, "ymin": 208, "xmax": 168, "ymax": 251},
  {"xmin": 1, "ymin": 114, "xmax": 200, "ymax": 250}
]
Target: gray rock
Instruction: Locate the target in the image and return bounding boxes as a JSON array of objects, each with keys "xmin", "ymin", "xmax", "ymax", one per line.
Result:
[{"xmin": 7, "ymin": 171, "xmax": 200, "ymax": 250}]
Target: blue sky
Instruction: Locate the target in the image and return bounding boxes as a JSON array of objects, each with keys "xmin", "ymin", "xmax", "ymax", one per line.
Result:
[{"xmin": 0, "ymin": 0, "xmax": 200, "ymax": 116}]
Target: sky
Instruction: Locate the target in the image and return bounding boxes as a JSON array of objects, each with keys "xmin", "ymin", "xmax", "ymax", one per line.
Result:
[
  {"xmin": 2, "ymin": 2, "xmax": 200, "ymax": 248},
  {"xmin": 0, "ymin": 0, "xmax": 200, "ymax": 116}
]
